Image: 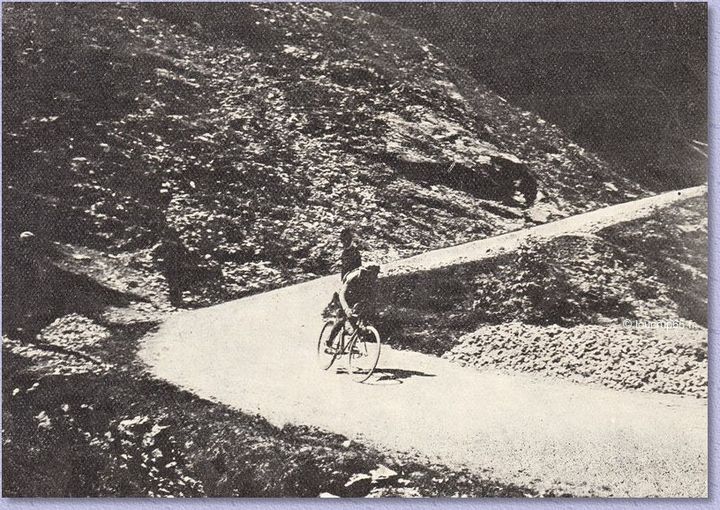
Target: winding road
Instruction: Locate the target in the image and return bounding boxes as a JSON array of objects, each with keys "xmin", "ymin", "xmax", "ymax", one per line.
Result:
[{"xmin": 139, "ymin": 186, "xmax": 707, "ymax": 497}]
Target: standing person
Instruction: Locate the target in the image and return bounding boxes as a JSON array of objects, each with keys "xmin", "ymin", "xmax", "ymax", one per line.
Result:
[
  {"xmin": 340, "ymin": 227, "xmax": 361, "ymax": 282},
  {"xmin": 158, "ymin": 224, "xmax": 184, "ymax": 307}
]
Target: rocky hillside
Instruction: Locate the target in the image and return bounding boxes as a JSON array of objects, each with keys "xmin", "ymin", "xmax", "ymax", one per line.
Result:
[
  {"xmin": 3, "ymin": 2, "xmax": 645, "ymax": 322},
  {"xmin": 370, "ymin": 2, "xmax": 707, "ymax": 190}
]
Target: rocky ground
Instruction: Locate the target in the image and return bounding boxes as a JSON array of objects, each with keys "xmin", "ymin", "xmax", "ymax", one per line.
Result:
[
  {"xmin": 377, "ymin": 195, "xmax": 707, "ymax": 398},
  {"xmin": 445, "ymin": 323, "xmax": 706, "ymax": 398}
]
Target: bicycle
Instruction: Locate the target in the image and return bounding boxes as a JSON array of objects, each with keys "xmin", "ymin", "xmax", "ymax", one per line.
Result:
[{"xmin": 317, "ymin": 314, "xmax": 381, "ymax": 383}]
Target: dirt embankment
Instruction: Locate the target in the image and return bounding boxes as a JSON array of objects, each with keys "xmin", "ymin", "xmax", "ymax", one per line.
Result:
[{"xmin": 376, "ymin": 195, "xmax": 707, "ymax": 397}]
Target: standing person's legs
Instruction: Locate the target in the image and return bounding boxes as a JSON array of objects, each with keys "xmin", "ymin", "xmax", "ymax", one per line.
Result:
[{"xmin": 166, "ymin": 258, "xmax": 182, "ymax": 306}]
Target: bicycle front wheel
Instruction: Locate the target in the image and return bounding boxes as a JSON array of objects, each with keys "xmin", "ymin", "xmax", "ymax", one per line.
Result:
[
  {"xmin": 317, "ymin": 320, "xmax": 342, "ymax": 370},
  {"xmin": 347, "ymin": 326, "xmax": 381, "ymax": 383}
]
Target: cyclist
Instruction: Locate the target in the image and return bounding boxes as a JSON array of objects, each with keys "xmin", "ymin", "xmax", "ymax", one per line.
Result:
[
  {"xmin": 326, "ymin": 264, "xmax": 380, "ymax": 349},
  {"xmin": 323, "ymin": 227, "xmax": 361, "ymax": 316}
]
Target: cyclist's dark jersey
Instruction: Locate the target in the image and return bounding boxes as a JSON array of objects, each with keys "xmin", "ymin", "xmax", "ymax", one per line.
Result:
[{"xmin": 341, "ymin": 243, "xmax": 361, "ymax": 280}]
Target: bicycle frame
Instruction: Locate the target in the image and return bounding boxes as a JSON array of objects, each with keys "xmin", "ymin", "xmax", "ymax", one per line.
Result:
[{"xmin": 332, "ymin": 318, "xmax": 363, "ymax": 355}]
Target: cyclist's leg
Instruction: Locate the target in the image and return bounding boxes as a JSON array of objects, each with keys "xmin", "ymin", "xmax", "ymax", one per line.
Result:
[{"xmin": 327, "ymin": 319, "xmax": 344, "ymax": 348}]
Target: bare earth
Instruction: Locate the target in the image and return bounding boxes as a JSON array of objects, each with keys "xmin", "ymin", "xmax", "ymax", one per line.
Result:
[{"xmin": 139, "ymin": 186, "xmax": 707, "ymax": 497}]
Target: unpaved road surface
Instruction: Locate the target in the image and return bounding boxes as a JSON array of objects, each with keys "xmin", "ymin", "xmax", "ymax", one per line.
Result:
[{"xmin": 140, "ymin": 186, "xmax": 707, "ymax": 497}]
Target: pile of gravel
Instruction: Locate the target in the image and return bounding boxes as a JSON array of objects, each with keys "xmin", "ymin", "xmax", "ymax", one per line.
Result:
[
  {"xmin": 3, "ymin": 314, "xmax": 114, "ymax": 377},
  {"xmin": 444, "ymin": 322, "xmax": 707, "ymax": 398},
  {"xmin": 40, "ymin": 314, "xmax": 110, "ymax": 354}
]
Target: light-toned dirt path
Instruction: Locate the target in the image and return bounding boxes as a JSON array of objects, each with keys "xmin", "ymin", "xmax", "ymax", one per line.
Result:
[{"xmin": 139, "ymin": 186, "xmax": 707, "ymax": 497}]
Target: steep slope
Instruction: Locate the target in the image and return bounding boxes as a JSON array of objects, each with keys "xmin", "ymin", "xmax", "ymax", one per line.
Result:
[
  {"xmin": 369, "ymin": 2, "xmax": 707, "ymax": 190},
  {"xmin": 3, "ymin": 2, "xmax": 645, "ymax": 316}
]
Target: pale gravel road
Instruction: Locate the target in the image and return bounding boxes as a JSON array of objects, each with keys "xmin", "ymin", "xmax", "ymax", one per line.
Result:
[{"xmin": 140, "ymin": 186, "xmax": 707, "ymax": 497}]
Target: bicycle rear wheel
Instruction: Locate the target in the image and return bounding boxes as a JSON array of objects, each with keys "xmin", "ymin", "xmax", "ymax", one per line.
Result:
[
  {"xmin": 347, "ymin": 325, "xmax": 381, "ymax": 383},
  {"xmin": 317, "ymin": 320, "xmax": 342, "ymax": 370}
]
